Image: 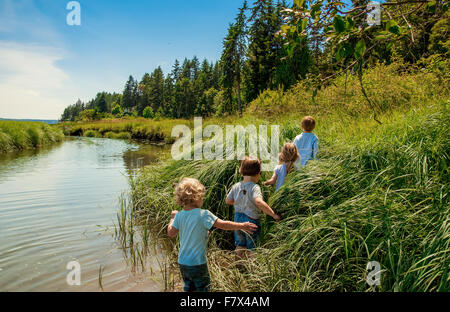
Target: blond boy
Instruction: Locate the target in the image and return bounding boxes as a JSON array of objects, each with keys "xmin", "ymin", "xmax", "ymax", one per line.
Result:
[{"xmin": 167, "ymin": 177, "xmax": 257, "ymax": 292}]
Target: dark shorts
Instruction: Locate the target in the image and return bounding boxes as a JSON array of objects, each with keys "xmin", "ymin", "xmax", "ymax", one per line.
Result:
[
  {"xmin": 234, "ymin": 212, "xmax": 260, "ymax": 250},
  {"xmin": 179, "ymin": 263, "xmax": 210, "ymax": 292}
]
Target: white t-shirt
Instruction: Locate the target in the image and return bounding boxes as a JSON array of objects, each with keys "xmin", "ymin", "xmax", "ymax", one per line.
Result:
[{"xmin": 226, "ymin": 181, "xmax": 263, "ymax": 220}]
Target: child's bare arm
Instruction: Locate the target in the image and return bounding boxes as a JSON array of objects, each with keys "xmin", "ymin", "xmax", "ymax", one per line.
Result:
[
  {"xmin": 167, "ymin": 210, "xmax": 179, "ymax": 238},
  {"xmin": 213, "ymin": 219, "xmax": 258, "ymax": 233},
  {"xmin": 254, "ymin": 197, "xmax": 281, "ymax": 221},
  {"xmin": 225, "ymin": 198, "xmax": 235, "ymax": 205},
  {"xmin": 263, "ymin": 172, "xmax": 277, "ymax": 186}
]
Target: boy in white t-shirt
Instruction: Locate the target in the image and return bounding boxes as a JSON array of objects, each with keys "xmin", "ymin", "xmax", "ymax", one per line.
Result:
[{"xmin": 226, "ymin": 156, "xmax": 281, "ymax": 259}]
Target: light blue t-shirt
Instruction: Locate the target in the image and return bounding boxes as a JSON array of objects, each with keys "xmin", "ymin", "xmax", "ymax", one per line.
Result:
[
  {"xmin": 293, "ymin": 132, "xmax": 319, "ymax": 167},
  {"xmin": 172, "ymin": 208, "xmax": 218, "ymax": 266},
  {"xmin": 274, "ymin": 164, "xmax": 288, "ymax": 191}
]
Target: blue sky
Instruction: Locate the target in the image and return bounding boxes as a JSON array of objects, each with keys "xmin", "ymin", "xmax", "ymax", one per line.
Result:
[{"xmin": 0, "ymin": 0, "xmax": 247, "ymax": 119}]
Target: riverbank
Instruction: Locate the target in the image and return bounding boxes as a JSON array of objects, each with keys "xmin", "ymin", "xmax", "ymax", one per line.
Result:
[
  {"xmin": 119, "ymin": 64, "xmax": 449, "ymax": 291},
  {"xmin": 0, "ymin": 121, "xmax": 64, "ymax": 153},
  {"xmin": 59, "ymin": 118, "xmax": 191, "ymax": 144}
]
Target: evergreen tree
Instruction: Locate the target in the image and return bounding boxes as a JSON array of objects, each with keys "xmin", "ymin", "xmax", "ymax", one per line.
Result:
[
  {"xmin": 96, "ymin": 93, "xmax": 108, "ymax": 113},
  {"xmin": 172, "ymin": 59, "xmax": 181, "ymax": 83},
  {"xmin": 163, "ymin": 74, "xmax": 175, "ymax": 117},
  {"xmin": 122, "ymin": 75, "xmax": 136, "ymax": 111},
  {"xmin": 220, "ymin": 1, "xmax": 248, "ymax": 115},
  {"xmin": 244, "ymin": 0, "xmax": 282, "ymax": 102},
  {"xmin": 149, "ymin": 66, "xmax": 165, "ymax": 111}
]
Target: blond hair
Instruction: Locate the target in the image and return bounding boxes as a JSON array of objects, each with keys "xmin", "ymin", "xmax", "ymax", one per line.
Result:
[
  {"xmin": 175, "ymin": 178, "xmax": 206, "ymax": 208},
  {"xmin": 279, "ymin": 143, "xmax": 299, "ymax": 173}
]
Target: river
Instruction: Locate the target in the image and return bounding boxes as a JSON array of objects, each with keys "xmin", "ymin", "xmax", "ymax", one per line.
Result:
[{"xmin": 0, "ymin": 137, "xmax": 170, "ymax": 291}]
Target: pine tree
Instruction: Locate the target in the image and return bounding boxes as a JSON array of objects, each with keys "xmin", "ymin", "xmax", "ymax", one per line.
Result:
[
  {"xmin": 122, "ymin": 75, "xmax": 136, "ymax": 112},
  {"xmin": 244, "ymin": 0, "xmax": 282, "ymax": 102},
  {"xmin": 172, "ymin": 59, "xmax": 181, "ymax": 83},
  {"xmin": 220, "ymin": 1, "xmax": 248, "ymax": 115},
  {"xmin": 96, "ymin": 93, "xmax": 108, "ymax": 113},
  {"xmin": 163, "ymin": 74, "xmax": 174, "ymax": 117}
]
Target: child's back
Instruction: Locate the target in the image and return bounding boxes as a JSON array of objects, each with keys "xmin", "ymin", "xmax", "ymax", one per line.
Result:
[
  {"xmin": 172, "ymin": 208, "xmax": 217, "ymax": 266},
  {"xmin": 293, "ymin": 132, "xmax": 318, "ymax": 167},
  {"xmin": 228, "ymin": 181, "xmax": 263, "ymax": 220},
  {"xmin": 264, "ymin": 143, "xmax": 299, "ymax": 190},
  {"xmin": 293, "ymin": 116, "xmax": 318, "ymax": 167},
  {"xmin": 273, "ymin": 164, "xmax": 288, "ymax": 190}
]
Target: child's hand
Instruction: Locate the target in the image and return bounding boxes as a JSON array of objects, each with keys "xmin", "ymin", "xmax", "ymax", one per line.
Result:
[
  {"xmin": 273, "ymin": 214, "xmax": 281, "ymax": 222},
  {"xmin": 242, "ymin": 222, "xmax": 258, "ymax": 233},
  {"xmin": 171, "ymin": 210, "xmax": 178, "ymax": 219}
]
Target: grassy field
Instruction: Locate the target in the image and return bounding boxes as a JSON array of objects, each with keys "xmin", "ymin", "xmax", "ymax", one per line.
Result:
[
  {"xmin": 0, "ymin": 121, "xmax": 65, "ymax": 153},
  {"xmin": 115, "ymin": 64, "xmax": 449, "ymax": 291}
]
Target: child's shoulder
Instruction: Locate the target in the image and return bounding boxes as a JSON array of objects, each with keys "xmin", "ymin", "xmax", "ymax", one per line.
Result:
[
  {"xmin": 312, "ymin": 133, "xmax": 319, "ymax": 141},
  {"xmin": 293, "ymin": 133, "xmax": 302, "ymax": 141},
  {"xmin": 230, "ymin": 181, "xmax": 241, "ymax": 190}
]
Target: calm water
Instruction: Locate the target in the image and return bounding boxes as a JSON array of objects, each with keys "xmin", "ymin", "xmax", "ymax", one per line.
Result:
[{"xmin": 0, "ymin": 137, "xmax": 170, "ymax": 291}]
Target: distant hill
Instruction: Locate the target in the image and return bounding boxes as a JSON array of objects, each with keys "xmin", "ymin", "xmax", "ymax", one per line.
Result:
[{"xmin": 0, "ymin": 118, "xmax": 58, "ymax": 124}]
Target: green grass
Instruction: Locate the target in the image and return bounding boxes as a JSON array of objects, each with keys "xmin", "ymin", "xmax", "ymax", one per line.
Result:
[
  {"xmin": 59, "ymin": 118, "xmax": 191, "ymax": 144},
  {"xmin": 115, "ymin": 64, "xmax": 449, "ymax": 292},
  {"xmin": 0, "ymin": 121, "xmax": 65, "ymax": 153}
]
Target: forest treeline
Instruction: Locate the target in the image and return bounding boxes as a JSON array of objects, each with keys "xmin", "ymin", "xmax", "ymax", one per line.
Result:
[{"xmin": 60, "ymin": 0, "xmax": 449, "ymax": 122}]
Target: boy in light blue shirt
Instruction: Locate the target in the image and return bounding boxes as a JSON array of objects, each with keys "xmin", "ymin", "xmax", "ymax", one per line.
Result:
[
  {"xmin": 293, "ymin": 116, "xmax": 319, "ymax": 168},
  {"xmin": 167, "ymin": 177, "xmax": 257, "ymax": 292}
]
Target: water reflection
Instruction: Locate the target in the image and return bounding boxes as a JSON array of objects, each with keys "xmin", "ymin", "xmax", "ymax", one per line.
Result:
[
  {"xmin": 123, "ymin": 142, "xmax": 170, "ymax": 171},
  {"xmin": 0, "ymin": 137, "xmax": 170, "ymax": 291}
]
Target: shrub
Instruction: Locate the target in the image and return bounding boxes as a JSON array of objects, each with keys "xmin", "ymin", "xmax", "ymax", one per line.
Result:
[
  {"xmin": 111, "ymin": 103, "xmax": 123, "ymax": 117},
  {"xmin": 84, "ymin": 130, "xmax": 101, "ymax": 138},
  {"xmin": 143, "ymin": 107, "xmax": 154, "ymax": 119}
]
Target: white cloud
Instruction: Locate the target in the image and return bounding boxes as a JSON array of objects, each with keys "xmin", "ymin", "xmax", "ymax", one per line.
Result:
[{"xmin": 0, "ymin": 42, "xmax": 76, "ymax": 120}]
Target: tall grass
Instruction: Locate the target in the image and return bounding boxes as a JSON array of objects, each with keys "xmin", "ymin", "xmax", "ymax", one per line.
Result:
[
  {"xmin": 116, "ymin": 64, "xmax": 449, "ymax": 292},
  {"xmin": 0, "ymin": 121, "xmax": 64, "ymax": 153},
  {"xmin": 59, "ymin": 118, "xmax": 191, "ymax": 144}
]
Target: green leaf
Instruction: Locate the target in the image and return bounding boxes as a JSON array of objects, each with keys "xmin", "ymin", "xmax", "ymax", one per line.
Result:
[
  {"xmin": 386, "ymin": 20, "xmax": 399, "ymax": 35},
  {"xmin": 426, "ymin": 1, "xmax": 436, "ymax": 13},
  {"xmin": 294, "ymin": 0, "xmax": 304, "ymax": 7},
  {"xmin": 281, "ymin": 24, "xmax": 292, "ymax": 34},
  {"xmin": 346, "ymin": 17, "xmax": 355, "ymax": 29},
  {"xmin": 334, "ymin": 15, "xmax": 346, "ymax": 33},
  {"xmin": 311, "ymin": 3, "xmax": 322, "ymax": 20},
  {"xmin": 336, "ymin": 43, "xmax": 352, "ymax": 61},
  {"xmin": 301, "ymin": 18, "xmax": 308, "ymax": 31},
  {"xmin": 354, "ymin": 40, "xmax": 366, "ymax": 59}
]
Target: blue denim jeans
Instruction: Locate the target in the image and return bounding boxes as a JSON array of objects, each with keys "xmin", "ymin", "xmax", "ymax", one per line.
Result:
[
  {"xmin": 234, "ymin": 212, "xmax": 260, "ymax": 250},
  {"xmin": 179, "ymin": 263, "xmax": 210, "ymax": 292}
]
